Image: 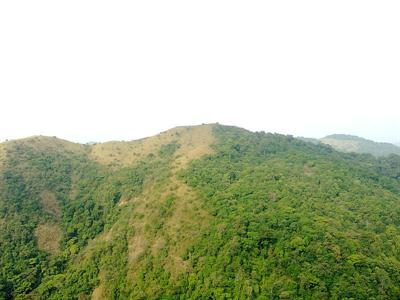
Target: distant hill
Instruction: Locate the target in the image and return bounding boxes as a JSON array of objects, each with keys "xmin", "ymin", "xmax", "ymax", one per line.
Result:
[
  {"xmin": 320, "ymin": 134, "xmax": 400, "ymax": 157},
  {"xmin": 1, "ymin": 124, "xmax": 400, "ymax": 299},
  {"xmin": 296, "ymin": 136, "xmax": 320, "ymax": 145}
]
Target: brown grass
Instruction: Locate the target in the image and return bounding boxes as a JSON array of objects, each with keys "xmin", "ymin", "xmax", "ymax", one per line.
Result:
[
  {"xmin": 2, "ymin": 135, "xmax": 87, "ymax": 155},
  {"xmin": 124, "ymin": 174, "xmax": 212, "ymax": 278},
  {"xmin": 163, "ymin": 177, "xmax": 211, "ymax": 276},
  {"xmin": 128, "ymin": 232, "xmax": 147, "ymax": 262},
  {"xmin": 86, "ymin": 125, "xmax": 217, "ymax": 293},
  {"xmin": 2, "ymin": 126, "xmax": 217, "ymax": 295},
  {"xmin": 126, "ymin": 194, "xmax": 152, "ymax": 263},
  {"xmin": 91, "ymin": 271, "xmax": 105, "ymax": 300},
  {"xmin": 40, "ymin": 190, "xmax": 61, "ymax": 219},
  {"xmin": 89, "ymin": 124, "xmax": 216, "ymax": 167},
  {"xmin": 91, "ymin": 286, "xmax": 103, "ymax": 300},
  {"xmin": 34, "ymin": 223, "xmax": 62, "ymax": 254},
  {"xmin": 89, "ymin": 174, "xmax": 213, "ymax": 294},
  {"xmin": 303, "ymin": 165, "xmax": 315, "ymax": 177},
  {"xmin": 107, "ymin": 168, "xmax": 213, "ymax": 290}
]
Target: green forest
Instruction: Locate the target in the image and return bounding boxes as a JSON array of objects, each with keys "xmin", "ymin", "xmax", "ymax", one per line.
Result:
[{"xmin": 0, "ymin": 125, "xmax": 399, "ymax": 299}]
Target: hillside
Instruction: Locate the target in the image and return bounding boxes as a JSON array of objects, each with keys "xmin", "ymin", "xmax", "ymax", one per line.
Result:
[
  {"xmin": 320, "ymin": 134, "xmax": 400, "ymax": 157},
  {"xmin": 89, "ymin": 124, "xmax": 216, "ymax": 168},
  {"xmin": 1, "ymin": 125, "xmax": 400, "ymax": 299}
]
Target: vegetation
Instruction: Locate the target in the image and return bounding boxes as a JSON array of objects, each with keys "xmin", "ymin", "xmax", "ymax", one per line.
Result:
[
  {"xmin": 178, "ymin": 126, "xmax": 400, "ymax": 299},
  {"xmin": 320, "ymin": 134, "xmax": 400, "ymax": 157},
  {"xmin": 0, "ymin": 125, "xmax": 399, "ymax": 299}
]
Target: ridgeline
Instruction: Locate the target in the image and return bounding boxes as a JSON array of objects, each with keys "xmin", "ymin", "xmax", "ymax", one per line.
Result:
[{"xmin": 1, "ymin": 124, "xmax": 400, "ymax": 299}]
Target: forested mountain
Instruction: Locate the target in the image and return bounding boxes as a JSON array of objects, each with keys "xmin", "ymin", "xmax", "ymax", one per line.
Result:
[
  {"xmin": 1, "ymin": 124, "xmax": 400, "ymax": 299},
  {"xmin": 320, "ymin": 134, "xmax": 400, "ymax": 157}
]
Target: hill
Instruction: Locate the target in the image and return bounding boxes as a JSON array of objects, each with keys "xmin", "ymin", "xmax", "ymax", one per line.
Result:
[
  {"xmin": 0, "ymin": 125, "xmax": 400, "ymax": 299},
  {"xmin": 296, "ymin": 137, "xmax": 320, "ymax": 145},
  {"xmin": 320, "ymin": 134, "xmax": 400, "ymax": 157}
]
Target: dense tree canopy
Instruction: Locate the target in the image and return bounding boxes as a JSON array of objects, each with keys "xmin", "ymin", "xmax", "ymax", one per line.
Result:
[{"xmin": 0, "ymin": 125, "xmax": 399, "ymax": 299}]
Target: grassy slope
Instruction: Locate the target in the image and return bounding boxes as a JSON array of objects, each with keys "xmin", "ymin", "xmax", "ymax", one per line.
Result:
[
  {"xmin": 0, "ymin": 125, "xmax": 400, "ymax": 299},
  {"xmin": 321, "ymin": 134, "xmax": 400, "ymax": 157},
  {"xmin": 87, "ymin": 125, "xmax": 216, "ymax": 299},
  {"xmin": 89, "ymin": 124, "xmax": 216, "ymax": 168},
  {"xmin": 0, "ymin": 124, "xmax": 217, "ymax": 299}
]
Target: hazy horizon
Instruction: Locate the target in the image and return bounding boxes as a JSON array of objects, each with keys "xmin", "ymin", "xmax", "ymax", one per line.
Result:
[
  {"xmin": 1, "ymin": 1, "xmax": 399, "ymax": 144},
  {"xmin": 1, "ymin": 122, "xmax": 399, "ymax": 146}
]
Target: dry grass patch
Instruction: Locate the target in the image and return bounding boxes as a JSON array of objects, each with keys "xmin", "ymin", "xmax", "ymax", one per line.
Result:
[
  {"xmin": 0, "ymin": 143, "xmax": 6, "ymax": 170},
  {"xmin": 163, "ymin": 178, "xmax": 211, "ymax": 276},
  {"xmin": 90, "ymin": 124, "xmax": 216, "ymax": 167},
  {"xmin": 129, "ymin": 174, "xmax": 211, "ymax": 270},
  {"xmin": 40, "ymin": 190, "xmax": 61, "ymax": 219},
  {"xmin": 34, "ymin": 223, "xmax": 62, "ymax": 254},
  {"xmin": 122, "ymin": 175, "xmax": 212, "ymax": 281},
  {"xmin": 118, "ymin": 195, "xmax": 132, "ymax": 207},
  {"xmin": 78, "ymin": 174, "xmax": 212, "ymax": 296},
  {"xmin": 172, "ymin": 124, "xmax": 216, "ymax": 170},
  {"xmin": 126, "ymin": 196, "xmax": 151, "ymax": 263},
  {"xmin": 150, "ymin": 237, "xmax": 166, "ymax": 256},
  {"xmin": 3, "ymin": 136, "xmax": 87, "ymax": 155},
  {"xmin": 91, "ymin": 271, "xmax": 106, "ymax": 300},
  {"xmin": 91, "ymin": 286, "xmax": 103, "ymax": 300},
  {"xmin": 303, "ymin": 165, "xmax": 315, "ymax": 177},
  {"xmin": 128, "ymin": 233, "xmax": 147, "ymax": 262},
  {"xmin": 85, "ymin": 126, "xmax": 216, "ymax": 290}
]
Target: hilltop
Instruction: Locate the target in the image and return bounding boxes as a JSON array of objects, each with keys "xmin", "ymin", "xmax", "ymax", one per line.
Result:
[
  {"xmin": 0, "ymin": 124, "xmax": 400, "ymax": 299},
  {"xmin": 297, "ymin": 134, "xmax": 400, "ymax": 157},
  {"xmin": 89, "ymin": 124, "xmax": 216, "ymax": 168},
  {"xmin": 320, "ymin": 134, "xmax": 400, "ymax": 157}
]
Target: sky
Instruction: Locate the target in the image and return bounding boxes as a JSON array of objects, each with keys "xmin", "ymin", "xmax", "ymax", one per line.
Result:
[{"xmin": 0, "ymin": 1, "xmax": 399, "ymax": 144}]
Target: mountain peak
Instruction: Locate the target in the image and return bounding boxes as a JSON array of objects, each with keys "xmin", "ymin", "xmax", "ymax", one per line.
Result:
[
  {"xmin": 1, "ymin": 124, "xmax": 400, "ymax": 299},
  {"xmin": 1, "ymin": 135, "xmax": 87, "ymax": 156},
  {"xmin": 89, "ymin": 123, "xmax": 217, "ymax": 167}
]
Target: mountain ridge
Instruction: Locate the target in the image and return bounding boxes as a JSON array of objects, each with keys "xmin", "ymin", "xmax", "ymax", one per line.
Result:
[
  {"xmin": 2, "ymin": 125, "xmax": 398, "ymax": 159},
  {"xmin": 320, "ymin": 133, "xmax": 400, "ymax": 157},
  {"xmin": 1, "ymin": 124, "xmax": 400, "ymax": 299}
]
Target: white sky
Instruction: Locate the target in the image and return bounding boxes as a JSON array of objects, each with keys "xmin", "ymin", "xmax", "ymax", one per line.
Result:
[{"xmin": 0, "ymin": 1, "xmax": 399, "ymax": 144}]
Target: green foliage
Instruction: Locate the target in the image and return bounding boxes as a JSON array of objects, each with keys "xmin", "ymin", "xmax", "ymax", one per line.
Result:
[
  {"xmin": 1, "ymin": 126, "xmax": 400, "ymax": 299},
  {"xmin": 177, "ymin": 125, "xmax": 400, "ymax": 299},
  {"xmin": 0, "ymin": 142, "xmax": 146, "ymax": 299},
  {"xmin": 158, "ymin": 142, "xmax": 180, "ymax": 158},
  {"xmin": 0, "ymin": 144, "xmax": 77, "ymax": 299}
]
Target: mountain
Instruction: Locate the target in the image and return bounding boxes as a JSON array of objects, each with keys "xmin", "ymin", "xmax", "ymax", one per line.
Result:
[
  {"xmin": 1, "ymin": 124, "xmax": 400, "ymax": 299},
  {"xmin": 296, "ymin": 136, "xmax": 320, "ymax": 145},
  {"xmin": 320, "ymin": 134, "xmax": 400, "ymax": 157}
]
